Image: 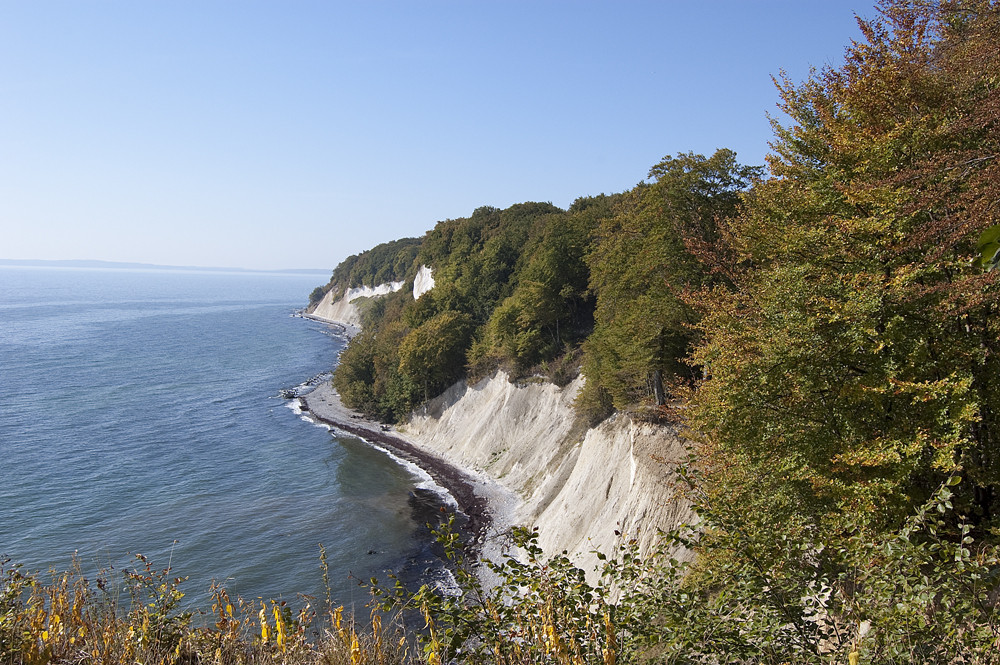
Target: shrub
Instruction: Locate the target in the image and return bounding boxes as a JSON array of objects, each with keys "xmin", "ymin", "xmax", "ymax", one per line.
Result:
[{"xmin": 373, "ymin": 477, "xmax": 999, "ymax": 664}]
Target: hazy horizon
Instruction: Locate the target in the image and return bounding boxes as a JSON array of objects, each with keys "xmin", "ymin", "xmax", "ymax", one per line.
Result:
[{"xmin": 0, "ymin": 257, "xmax": 330, "ymax": 275}]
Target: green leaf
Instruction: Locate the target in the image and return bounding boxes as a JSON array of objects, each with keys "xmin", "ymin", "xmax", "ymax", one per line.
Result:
[
  {"xmin": 975, "ymin": 226, "xmax": 1000, "ymax": 270},
  {"xmin": 977, "ymin": 224, "xmax": 1000, "ymax": 250}
]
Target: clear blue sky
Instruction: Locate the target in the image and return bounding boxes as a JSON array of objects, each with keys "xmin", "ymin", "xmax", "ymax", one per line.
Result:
[{"xmin": 1, "ymin": 1, "xmax": 872, "ymax": 271}]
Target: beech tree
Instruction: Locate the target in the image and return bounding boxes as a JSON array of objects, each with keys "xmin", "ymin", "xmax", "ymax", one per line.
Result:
[
  {"xmin": 482, "ymin": 198, "xmax": 610, "ymax": 374},
  {"xmin": 398, "ymin": 308, "xmax": 474, "ymax": 402},
  {"xmin": 579, "ymin": 150, "xmax": 759, "ymax": 415},
  {"xmin": 687, "ymin": 0, "xmax": 1000, "ymax": 537}
]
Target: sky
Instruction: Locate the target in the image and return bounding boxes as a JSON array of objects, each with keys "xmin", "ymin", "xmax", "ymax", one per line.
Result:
[{"xmin": 0, "ymin": 1, "xmax": 873, "ymax": 272}]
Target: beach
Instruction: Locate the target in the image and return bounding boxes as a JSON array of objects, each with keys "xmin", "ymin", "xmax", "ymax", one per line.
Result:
[{"xmin": 299, "ymin": 380, "xmax": 517, "ymax": 558}]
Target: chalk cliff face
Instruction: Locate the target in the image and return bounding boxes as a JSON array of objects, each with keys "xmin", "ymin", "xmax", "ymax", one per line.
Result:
[
  {"xmin": 412, "ymin": 265, "xmax": 435, "ymax": 300},
  {"xmin": 309, "ymin": 280, "xmax": 404, "ymax": 329},
  {"xmin": 310, "ymin": 265, "xmax": 436, "ymax": 328},
  {"xmin": 308, "ymin": 268, "xmax": 691, "ymax": 572},
  {"xmin": 402, "ymin": 371, "xmax": 694, "ymax": 574}
]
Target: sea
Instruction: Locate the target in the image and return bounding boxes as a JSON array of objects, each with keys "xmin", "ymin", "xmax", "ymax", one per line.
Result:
[{"xmin": 0, "ymin": 265, "xmax": 452, "ymax": 612}]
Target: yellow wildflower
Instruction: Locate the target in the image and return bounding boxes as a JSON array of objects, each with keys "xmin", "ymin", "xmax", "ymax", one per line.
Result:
[
  {"xmin": 274, "ymin": 605, "xmax": 286, "ymax": 651},
  {"xmin": 350, "ymin": 630, "xmax": 361, "ymax": 665},
  {"xmin": 259, "ymin": 607, "xmax": 269, "ymax": 643}
]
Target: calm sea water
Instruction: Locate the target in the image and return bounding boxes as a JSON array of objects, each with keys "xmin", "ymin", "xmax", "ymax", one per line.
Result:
[{"xmin": 0, "ymin": 266, "xmax": 448, "ymax": 610}]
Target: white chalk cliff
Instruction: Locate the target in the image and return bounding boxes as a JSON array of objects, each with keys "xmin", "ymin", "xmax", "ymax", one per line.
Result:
[
  {"xmin": 413, "ymin": 265, "xmax": 435, "ymax": 300},
  {"xmin": 401, "ymin": 372, "xmax": 694, "ymax": 574},
  {"xmin": 310, "ymin": 265, "xmax": 436, "ymax": 329},
  {"xmin": 309, "ymin": 280, "xmax": 404, "ymax": 329},
  {"xmin": 308, "ymin": 267, "xmax": 691, "ymax": 572}
]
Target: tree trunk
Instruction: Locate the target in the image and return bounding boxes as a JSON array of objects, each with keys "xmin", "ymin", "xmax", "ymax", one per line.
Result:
[{"xmin": 651, "ymin": 369, "xmax": 665, "ymax": 406}]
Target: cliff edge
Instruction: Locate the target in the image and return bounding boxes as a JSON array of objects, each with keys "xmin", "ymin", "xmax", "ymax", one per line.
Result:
[{"xmin": 309, "ymin": 281, "xmax": 404, "ymax": 332}]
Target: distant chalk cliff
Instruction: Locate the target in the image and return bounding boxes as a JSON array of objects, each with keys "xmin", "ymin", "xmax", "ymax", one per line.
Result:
[
  {"xmin": 413, "ymin": 265, "xmax": 435, "ymax": 300},
  {"xmin": 308, "ymin": 265, "xmax": 435, "ymax": 331},
  {"xmin": 308, "ymin": 280, "xmax": 404, "ymax": 330}
]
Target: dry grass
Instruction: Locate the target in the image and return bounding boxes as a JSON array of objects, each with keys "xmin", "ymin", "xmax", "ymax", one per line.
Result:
[{"xmin": 0, "ymin": 555, "xmax": 412, "ymax": 665}]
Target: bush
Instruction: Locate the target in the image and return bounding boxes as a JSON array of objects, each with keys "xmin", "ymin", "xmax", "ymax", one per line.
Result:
[
  {"xmin": 372, "ymin": 476, "xmax": 999, "ymax": 664},
  {"xmin": 371, "ymin": 520, "xmax": 672, "ymax": 665},
  {"xmin": 4, "ymin": 478, "xmax": 996, "ymax": 664}
]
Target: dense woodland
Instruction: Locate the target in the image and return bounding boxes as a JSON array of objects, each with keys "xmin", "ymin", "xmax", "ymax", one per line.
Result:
[{"xmin": 324, "ymin": 0, "xmax": 1000, "ymax": 532}]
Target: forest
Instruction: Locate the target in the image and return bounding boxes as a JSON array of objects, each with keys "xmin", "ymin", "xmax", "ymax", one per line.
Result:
[{"xmin": 324, "ymin": 0, "xmax": 999, "ymax": 530}]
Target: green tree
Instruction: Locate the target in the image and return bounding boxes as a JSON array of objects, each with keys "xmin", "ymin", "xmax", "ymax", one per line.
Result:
[
  {"xmin": 482, "ymin": 199, "xmax": 609, "ymax": 374},
  {"xmin": 580, "ymin": 150, "xmax": 759, "ymax": 415},
  {"xmin": 687, "ymin": 0, "xmax": 1000, "ymax": 537},
  {"xmin": 399, "ymin": 310, "xmax": 474, "ymax": 401},
  {"xmin": 328, "ymin": 237, "xmax": 421, "ymax": 290},
  {"xmin": 331, "ymin": 330, "xmax": 378, "ymax": 414}
]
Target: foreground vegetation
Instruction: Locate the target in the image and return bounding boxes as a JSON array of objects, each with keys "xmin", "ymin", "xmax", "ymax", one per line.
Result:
[
  {"xmin": 4, "ymin": 475, "xmax": 997, "ymax": 664},
  {"xmin": 0, "ymin": 550, "xmax": 410, "ymax": 665}
]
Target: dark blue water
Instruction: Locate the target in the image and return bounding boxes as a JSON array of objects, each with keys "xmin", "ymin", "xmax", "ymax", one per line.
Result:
[{"xmin": 0, "ymin": 266, "xmax": 445, "ymax": 610}]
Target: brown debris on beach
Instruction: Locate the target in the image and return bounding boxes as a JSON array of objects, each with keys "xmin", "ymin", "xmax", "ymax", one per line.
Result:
[{"xmin": 299, "ymin": 381, "xmax": 492, "ymax": 552}]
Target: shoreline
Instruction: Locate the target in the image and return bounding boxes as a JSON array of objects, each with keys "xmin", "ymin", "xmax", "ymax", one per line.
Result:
[
  {"xmin": 299, "ymin": 380, "xmax": 509, "ymax": 557},
  {"xmin": 296, "ymin": 311, "xmax": 695, "ymax": 586},
  {"xmin": 299, "ymin": 312, "xmax": 360, "ymax": 338}
]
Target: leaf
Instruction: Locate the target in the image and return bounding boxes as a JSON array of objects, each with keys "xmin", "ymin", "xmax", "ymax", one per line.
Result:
[
  {"xmin": 974, "ymin": 226, "xmax": 1000, "ymax": 270},
  {"xmin": 977, "ymin": 224, "xmax": 1000, "ymax": 250}
]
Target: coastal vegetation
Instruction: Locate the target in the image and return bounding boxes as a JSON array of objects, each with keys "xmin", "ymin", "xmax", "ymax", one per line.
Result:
[
  {"xmin": 4, "ymin": 0, "xmax": 1000, "ymax": 662},
  {"xmin": 325, "ymin": 0, "xmax": 1000, "ymax": 544},
  {"xmin": 4, "ymin": 480, "xmax": 996, "ymax": 663}
]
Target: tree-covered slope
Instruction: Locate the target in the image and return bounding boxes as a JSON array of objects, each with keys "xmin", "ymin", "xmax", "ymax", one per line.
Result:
[
  {"xmin": 315, "ymin": 0, "xmax": 1000, "ymax": 635},
  {"xmin": 320, "ymin": 148, "xmax": 761, "ymax": 424},
  {"xmin": 328, "ymin": 200, "xmax": 609, "ymax": 421},
  {"xmin": 308, "ymin": 236, "xmax": 422, "ymax": 307}
]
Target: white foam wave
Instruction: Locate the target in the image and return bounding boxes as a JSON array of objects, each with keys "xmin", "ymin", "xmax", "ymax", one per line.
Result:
[
  {"xmin": 284, "ymin": 398, "xmax": 334, "ymax": 431},
  {"xmin": 330, "ymin": 428, "xmax": 459, "ymax": 510},
  {"xmin": 283, "ymin": 395, "xmax": 461, "ymax": 512},
  {"xmin": 430, "ymin": 566, "xmax": 461, "ymax": 597}
]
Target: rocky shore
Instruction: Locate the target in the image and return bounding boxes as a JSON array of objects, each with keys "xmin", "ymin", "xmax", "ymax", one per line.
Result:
[{"xmin": 299, "ymin": 381, "xmax": 518, "ymax": 558}]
